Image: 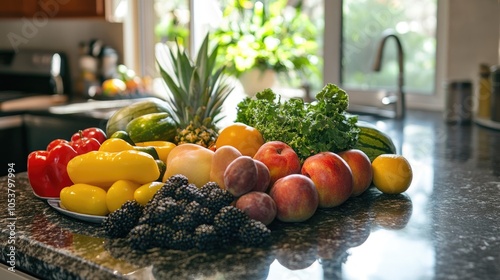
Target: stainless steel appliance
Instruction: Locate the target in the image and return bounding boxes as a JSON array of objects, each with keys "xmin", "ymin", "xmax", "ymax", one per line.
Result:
[
  {"xmin": 0, "ymin": 49, "xmax": 71, "ymax": 176},
  {"xmin": 0, "ymin": 49, "xmax": 72, "ymax": 101}
]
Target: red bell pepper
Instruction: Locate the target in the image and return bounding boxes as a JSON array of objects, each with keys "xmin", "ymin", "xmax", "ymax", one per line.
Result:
[
  {"xmin": 28, "ymin": 143, "xmax": 78, "ymax": 198},
  {"xmin": 71, "ymin": 127, "xmax": 107, "ymax": 144},
  {"xmin": 27, "ymin": 151, "xmax": 52, "ymax": 198},
  {"xmin": 71, "ymin": 135, "xmax": 101, "ymax": 155},
  {"xmin": 27, "ymin": 128, "xmax": 103, "ymax": 198}
]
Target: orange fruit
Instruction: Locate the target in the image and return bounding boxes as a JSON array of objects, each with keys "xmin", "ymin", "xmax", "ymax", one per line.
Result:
[
  {"xmin": 215, "ymin": 123, "xmax": 264, "ymax": 157},
  {"xmin": 371, "ymin": 154, "xmax": 413, "ymax": 194},
  {"xmin": 102, "ymin": 78, "xmax": 126, "ymax": 96}
]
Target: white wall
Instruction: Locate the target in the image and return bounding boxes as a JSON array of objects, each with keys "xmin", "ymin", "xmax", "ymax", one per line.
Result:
[{"xmin": 446, "ymin": 0, "xmax": 499, "ymax": 81}]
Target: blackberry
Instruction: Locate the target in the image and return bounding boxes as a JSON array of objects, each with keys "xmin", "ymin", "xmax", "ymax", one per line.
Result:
[
  {"xmin": 139, "ymin": 200, "xmax": 180, "ymax": 226},
  {"xmin": 205, "ymin": 188, "xmax": 235, "ymax": 212},
  {"xmin": 193, "ymin": 224, "xmax": 218, "ymax": 250},
  {"xmin": 200, "ymin": 181, "xmax": 220, "ymax": 196},
  {"xmin": 213, "ymin": 206, "xmax": 249, "ymax": 240},
  {"xmin": 170, "ymin": 229, "xmax": 195, "ymax": 250},
  {"xmin": 173, "ymin": 183, "xmax": 200, "ymax": 201},
  {"xmin": 238, "ymin": 220, "xmax": 271, "ymax": 247},
  {"xmin": 144, "ymin": 196, "xmax": 177, "ymax": 214},
  {"xmin": 103, "ymin": 200, "xmax": 143, "ymax": 238},
  {"xmin": 184, "ymin": 201, "xmax": 201, "ymax": 216},
  {"xmin": 166, "ymin": 174, "xmax": 189, "ymax": 187},
  {"xmin": 197, "ymin": 207, "xmax": 215, "ymax": 224},
  {"xmin": 149, "ymin": 182, "xmax": 177, "ymax": 204},
  {"xmin": 152, "ymin": 224, "xmax": 176, "ymax": 248},
  {"xmin": 172, "ymin": 213, "xmax": 198, "ymax": 231},
  {"xmin": 128, "ymin": 224, "xmax": 156, "ymax": 251}
]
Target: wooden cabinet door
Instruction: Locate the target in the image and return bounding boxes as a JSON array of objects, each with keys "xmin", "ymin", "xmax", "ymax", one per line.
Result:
[
  {"xmin": 37, "ymin": 0, "xmax": 105, "ymax": 18},
  {"xmin": 0, "ymin": 0, "xmax": 37, "ymax": 18},
  {"xmin": 0, "ymin": 0, "xmax": 105, "ymax": 18}
]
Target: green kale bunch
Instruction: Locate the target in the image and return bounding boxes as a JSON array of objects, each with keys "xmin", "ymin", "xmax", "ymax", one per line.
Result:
[{"xmin": 235, "ymin": 83, "xmax": 359, "ymax": 162}]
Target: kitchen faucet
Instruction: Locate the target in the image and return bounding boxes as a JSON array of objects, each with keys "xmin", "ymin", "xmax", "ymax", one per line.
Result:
[{"xmin": 372, "ymin": 29, "xmax": 405, "ymax": 119}]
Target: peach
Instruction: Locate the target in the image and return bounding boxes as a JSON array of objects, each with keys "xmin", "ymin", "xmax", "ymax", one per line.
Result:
[
  {"xmin": 301, "ymin": 152, "xmax": 353, "ymax": 208},
  {"xmin": 268, "ymin": 174, "xmax": 318, "ymax": 222},
  {"xmin": 209, "ymin": 145, "xmax": 242, "ymax": 189},
  {"xmin": 163, "ymin": 145, "xmax": 214, "ymax": 187},
  {"xmin": 235, "ymin": 191, "xmax": 277, "ymax": 225},
  {"xmin": 252, "ymin": 160, "xmax": 271, "ymax": 192},
  {"xmin": 224, "ymin": 156, "xmax": 257, "ymax": 197},
  {"xmin": 253, "ymin": 141, "xmax": 301, "ymax": 185},
  {"xmin": 338, "ymin": 149, "xmax": 373, "ymax": 197}
]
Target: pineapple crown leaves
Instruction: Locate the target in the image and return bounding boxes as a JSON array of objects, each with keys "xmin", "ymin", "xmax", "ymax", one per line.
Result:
[{"xmin": 157, "ymin": 33, "xmax": 234, "ymax": 128}]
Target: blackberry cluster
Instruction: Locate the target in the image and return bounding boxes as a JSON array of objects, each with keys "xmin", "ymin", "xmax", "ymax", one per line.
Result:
[
  {"xmin": 238, "ymin": 219, "xmax": 271, "ymax": 246},
  {"xmin": 213, "ymin": 206, "xmax": 249, "ymax": 240},
  {"xmin": 103, "ymin": 175, "xmax": 272, "ymax": 251},
  {"xmin": 103, "ymin": 200, "xmax": 143, "ymax": 238}
]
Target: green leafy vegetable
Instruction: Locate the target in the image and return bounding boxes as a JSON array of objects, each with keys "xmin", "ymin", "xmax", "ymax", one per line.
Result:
[{"xmin": 235, "ymin": 83, "xmax": 359, "ymax": 162}]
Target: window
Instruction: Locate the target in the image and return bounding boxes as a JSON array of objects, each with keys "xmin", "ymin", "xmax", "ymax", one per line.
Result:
[
  {"xmin": 324, "ymin": 0, "xmax": 443, "ymax": 110},
  {"xmin": 125, "ymin": 0, "xmax": 442, "ymax": 109},
  {"xmin": 342, "ymin": 0, "xmax": 437, "ymax": 94}
]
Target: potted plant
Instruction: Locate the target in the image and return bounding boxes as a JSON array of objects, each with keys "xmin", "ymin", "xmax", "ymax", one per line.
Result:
[{"xmin": 212, "ymin": 0, "xmax": 320, "ymax": 95}]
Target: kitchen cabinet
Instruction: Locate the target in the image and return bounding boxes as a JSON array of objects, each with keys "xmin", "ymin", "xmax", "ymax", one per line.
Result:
[
  {"xmin": 0, "ymin": 0, "xmax": 105, "ymax": 18},
  {"xmin": 23, "ymin": 112, "xmax": 106, "ymax": 153},
  {"xmin": 0, "ymin": 115, "xmax": 27, "ymax": 177},
  {"xmin": 0, "ymin": 110, "xmax": 107, "ymax": 176}
]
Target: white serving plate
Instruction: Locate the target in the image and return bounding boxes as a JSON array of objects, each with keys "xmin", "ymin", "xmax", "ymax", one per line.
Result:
[{"xmin": 47, "ymin": 199, "xmax": 106, "ymax": 224}]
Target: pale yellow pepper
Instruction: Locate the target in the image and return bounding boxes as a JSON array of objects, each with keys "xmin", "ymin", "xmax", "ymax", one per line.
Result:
[
  {"xmin": 60, "ymin": 183, "xmax": 109, "ymax": 216},
  {"xmin": 106, "ymin": 180, "xmax": 141, "ymax": 212},
  {"xmin": 135, "ymin": 141, "xmax": 176, "ymax": 163},
  {"xmin": 67, "ymin": 150, "xmax": 160, "ymax": 189},
  {"xmin": 133, "ymin": 181, "xmax": 164, "ymax": 206}
]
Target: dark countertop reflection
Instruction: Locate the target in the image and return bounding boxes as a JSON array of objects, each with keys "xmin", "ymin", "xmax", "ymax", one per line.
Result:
[{"xmin": 1, "ymin": 109, "xmax": 499, "ymax": 279}]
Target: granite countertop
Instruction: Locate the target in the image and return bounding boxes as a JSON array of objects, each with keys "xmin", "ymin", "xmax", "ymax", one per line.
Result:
[{"xmin": 1, "ymin": 110, "xmax": 500, "ymax": 280}]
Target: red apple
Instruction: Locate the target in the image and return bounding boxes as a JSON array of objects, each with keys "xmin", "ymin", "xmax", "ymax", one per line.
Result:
[
  {"xmin": 235, "ymin": 191, "xmax": 277, "ymax": 225},
  {"xmin": 301, "ymin": 152, "xmax": 353, "ymax": 208},
  {"xmin": 253, "ymin": 141, "xmax": 301, "ymax": 185},
  {"xmin": 338, "ymin": 149, "xmax": 373, "ymax": 197},
  {"xmin": 268, "ymin": 174, "xmax": 319, "ymax": 222}
]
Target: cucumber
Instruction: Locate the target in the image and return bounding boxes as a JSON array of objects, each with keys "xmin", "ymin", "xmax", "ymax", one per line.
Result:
[
  {"xmin": 125, "ymin": 112, "xmax": 178, "ymax": 143},
  {"xmin": 135, "ymin": 146, "xmax": 160, "ymax": 160},
  {"xmin": 155, "ymin": 160, "xmax": 166, "ymax": 182},
  {"xmin": 110, "ymin": 130, "xmax": 135, "ymax": 145},
  {"xmin": 353, "ymin": 121, "xmax": 397, "ymax": 162},
  {"xmin": 106, "ymin": 98, "xmax": 171, "ymax": 136}
]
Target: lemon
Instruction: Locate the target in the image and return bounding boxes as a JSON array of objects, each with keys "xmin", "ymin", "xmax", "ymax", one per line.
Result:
[{"xmin": 371, "ymin": 154, "xmax": 413, "ymax": 194}]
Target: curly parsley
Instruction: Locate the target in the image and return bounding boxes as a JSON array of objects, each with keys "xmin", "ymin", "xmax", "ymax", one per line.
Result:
[{"xmin": 235, "ymin": 83, "xmax": 359, "ymax": 162}]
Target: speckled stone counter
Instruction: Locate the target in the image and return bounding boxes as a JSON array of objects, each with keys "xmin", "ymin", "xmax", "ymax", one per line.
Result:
[{"xmin": 1, "ymin": 110, "xmax": 500, "ymax": 280}]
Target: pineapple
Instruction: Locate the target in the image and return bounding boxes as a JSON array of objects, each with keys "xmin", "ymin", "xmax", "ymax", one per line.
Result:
[{"xmin": 157, "ymin": 33, "xmax": 234, "ymax": 148}]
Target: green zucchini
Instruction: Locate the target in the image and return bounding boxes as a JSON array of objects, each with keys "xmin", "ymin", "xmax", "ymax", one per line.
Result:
[
  {"xmin": 125, "ymin": 112, "xmax": 178, "ymax": 143},
  {"xmin": 155, "ymin": 160, "xmax": 166, "ymax": 182},
  {"xmin": 353, "ymin": 121, "xmax": 397, "ymax": 162},
  {"xmin": 106, "ymin": 98, "xmax": 171, "ymax": 136},
  {"xmin": 110, "ymin": 130, "xmax": 135, "ymax": 145}
]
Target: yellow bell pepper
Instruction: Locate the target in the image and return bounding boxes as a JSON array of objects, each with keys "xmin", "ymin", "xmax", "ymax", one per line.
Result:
[
  {"xmin": 99, "ymin": 138, "xmax": 160, "ymax": 160},
  {"xmin": 67, "ymin": 150, "xmax": 160, "ymax": 189},
  {"xmin": 134, "ymin": 181, "xmax": 164, "ymax": 206},
  {"xmin": 135, "ymin": 141, "xmax": 176, "ymax": 163},
  {"xmin": 106, "ymin": 180, "xmax": 141, "ymax": 212},
  {"xmin": 99, "ymin": 138, "xmax": 134, "ymax": 152},
  {"xmin": 60, "ymin": 183, "xmax": 109, "ymax": 216}
]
